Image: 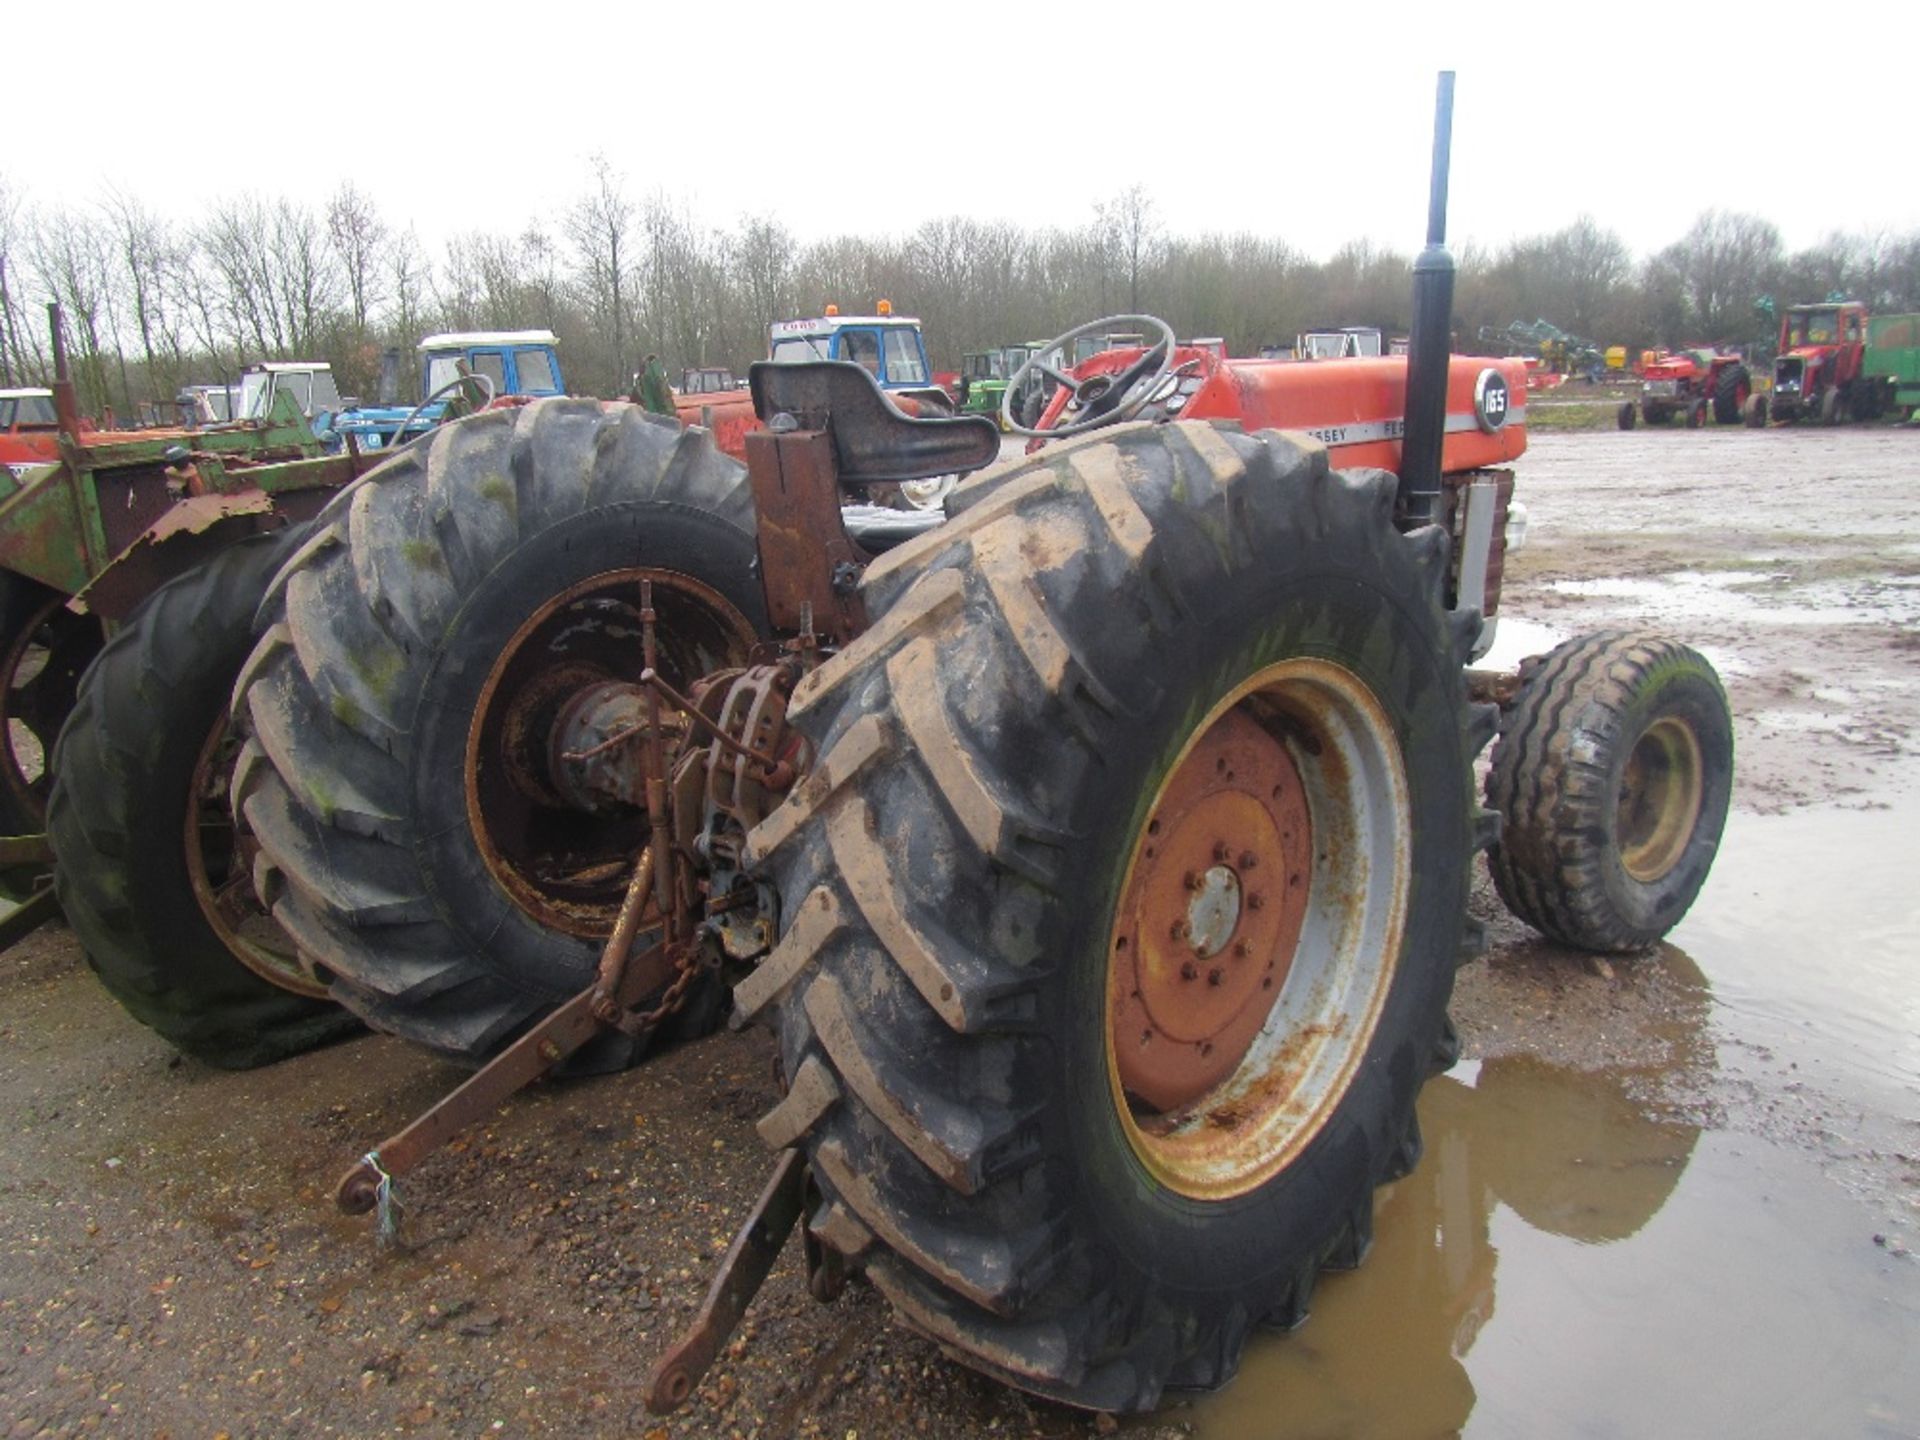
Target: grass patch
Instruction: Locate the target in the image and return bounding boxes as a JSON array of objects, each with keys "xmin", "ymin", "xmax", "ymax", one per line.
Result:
[{"xmin": 1524, "ymin": 401, "xmax": 1622, "ymax": 432}]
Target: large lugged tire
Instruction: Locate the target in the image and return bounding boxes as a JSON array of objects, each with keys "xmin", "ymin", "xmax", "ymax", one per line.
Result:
[
  {"xmin": 231, "ymin": 400, "xmax": 769, "ymax": 1069},
  {"xmin": 1712, "ymin": 364, "xmax": 1750, "ymax": 424},
  {"xmin": 1485, "ymin": 631, "xmax": 1732, "ymax": 952},
  {"xmin": 49, "ymin": 532, "xmax": 358, "ymax": 1068},
  {"xmin": 737, "ymin": 422, "xmax": 1496, "ymax": 1411},
  {"xmin": 0, "ymin": 573, "xmax": 105, "ymax": 896}
]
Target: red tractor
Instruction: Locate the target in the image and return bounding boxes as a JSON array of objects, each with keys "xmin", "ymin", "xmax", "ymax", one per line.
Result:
[
  {"xmin": 214, "ymin": 76, "xmax": 1733, "ymax": 1416},
  {"xmin": 1616, "ymin": 348, "xmax": 1754, "ymax": 429},
  {"xmin": 1768, "ymin": 301, "xmax": 1884, "ymax": 423}
]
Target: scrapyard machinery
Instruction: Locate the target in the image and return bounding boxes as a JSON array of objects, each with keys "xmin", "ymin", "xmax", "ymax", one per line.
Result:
[
  {"xmin": 0, "ymin": 306, "xmax": 378, "ymax": 1061},
  {"xmin": 48, "ymin": 74, "xmax": 1735, "ymax": 1413}
]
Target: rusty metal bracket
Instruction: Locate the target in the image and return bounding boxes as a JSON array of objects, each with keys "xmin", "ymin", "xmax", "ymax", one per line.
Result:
[
  {"xmin": 645, "ymin": 1147, "xmax": 808, "ymax": 1414},
  {"xmin": 743, "ymin": 429, "xmax": 870, "ymax": 646}
]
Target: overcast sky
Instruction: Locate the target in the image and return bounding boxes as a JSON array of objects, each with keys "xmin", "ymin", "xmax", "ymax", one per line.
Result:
[{"xmin": 12, "ymin": 2, "xmax": 1918, "ymax": 262}]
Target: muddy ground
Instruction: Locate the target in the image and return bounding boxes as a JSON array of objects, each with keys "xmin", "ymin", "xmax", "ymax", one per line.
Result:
[{"xmin": 2, "ymin": 425, "xmax": 1917, "ymax": 1438}]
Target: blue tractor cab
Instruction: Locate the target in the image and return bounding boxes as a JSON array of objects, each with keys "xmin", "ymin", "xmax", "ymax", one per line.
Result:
[
  {"xmin": 768, "ymin": 306, "xmax": 950, "ymax": 412},
  {"xmin": 331, "ymin": 330, "xmax": 565, "ymax": 451}
]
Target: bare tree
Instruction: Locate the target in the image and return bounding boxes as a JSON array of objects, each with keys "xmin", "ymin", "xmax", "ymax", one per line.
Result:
[
  {"xmin": 327, "ymin": 183, "xmax": 386, "ymax": 338},
  {"xmin": 565, "ymin": 155, "xmax": 634, "ymax": 393},
  {"xmin": 1657, "ymin": 210, "xmax": 1782, "ymax": 343},
  {"xmin": 0, "ymin": 177, "xmax": 38, "ymax": 385},
  {"xmin": 1095, "ymin": 185, "xmax": 1162, "ymax": 313}
]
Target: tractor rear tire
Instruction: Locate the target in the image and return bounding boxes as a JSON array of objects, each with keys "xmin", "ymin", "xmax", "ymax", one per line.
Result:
[
  {"xmin": 0, "ymin": 574, "xmax": 104, "ymax": 897},
  {"xmin": 1616, "ymin": 402, "xmax": 1636, "ymax": 430},
  {"xmin": 1713, "ymin": 366, "xmax": 1750, "ymax": 425},
  {"xmin": 1485, "ymin": 631, "xmax": 1731, "ymax": 953},
  {"xmin": 740, "ymin": 422, "xmax": 1495, "ymax": 1411},
  {"xmin": 1743, "ymin": 393, "xmax": 1769, "ymax": 427},
  {"xmin": 49, "ymin": 532, "xmax": 358, "ymax": 1068},
  {"xmin": 230, "ymin": 400, "xmax": 769, "ymax": 1070}
]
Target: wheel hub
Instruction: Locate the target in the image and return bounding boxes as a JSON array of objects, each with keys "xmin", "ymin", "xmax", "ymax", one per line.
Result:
[
  {"xmin": 1618, "ymin": 715, "xmax": 1704, "ymax": 883},
  {"xmin": 1104, "ymin": 658, "xmax": 1412, "ymax": 1202},
  {"xmin": 1110, "ymin": 709, "xmax": 1312, "ymax": 1112},
  {"xmin": 466, "ymin": 567, "xmax": 757, "ymax": 938}
]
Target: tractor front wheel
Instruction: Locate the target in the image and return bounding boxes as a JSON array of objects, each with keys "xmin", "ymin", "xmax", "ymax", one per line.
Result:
[
  {"xmin": 742, "ymin": 422, "xmax": 1494, "ymax": 1410},
  {"xmin": 1485, "ymin": 631, "xmax": 1732, "ymax": 953},
  {"xmin": 49, "ymin": 532, "xmax": 357, "ymax": 1067},
  {"xmin": 1616, "ymin": 402, "xmax": 1636, "ymax": 430},
  {"xmin": 1743, "ymin": 392, "xmax": 1769, "ymax": 427},
  {"xmin": 230, "ymin": 400, "xmax": 768, "ymax": 1069}
]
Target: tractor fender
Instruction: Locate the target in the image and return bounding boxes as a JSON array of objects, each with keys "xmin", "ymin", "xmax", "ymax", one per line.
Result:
[{"xmin": 73, "ymin": 489, "xmax": 319, "ymax": 623}]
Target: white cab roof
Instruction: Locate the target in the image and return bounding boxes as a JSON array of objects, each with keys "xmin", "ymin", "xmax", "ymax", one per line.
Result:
[
  {"xmin": 771, "ymin": 316, "xmax": 922, "ymax": 339},
  {"xmin": 0, "ymin": 388, "xmax": 53, "ymax": 399},
  {"xmin": 418, "ymin": 330, "xmax": 560, "ymax": 351}
]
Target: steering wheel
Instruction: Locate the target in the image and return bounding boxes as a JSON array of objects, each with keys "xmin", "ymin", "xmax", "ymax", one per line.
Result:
[{"xmin": 1001, "ymin": 314, "xmax": 1179, "ymax": 438}]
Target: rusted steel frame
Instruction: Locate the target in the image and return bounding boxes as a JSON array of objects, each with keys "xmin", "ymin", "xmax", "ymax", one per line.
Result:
[
  {"xmin": 646, "ymin": 1148, "xmax": 807, "ymax": 1414},
  {"xmin": 588, "ymin": 847, "xmax": 655, "ymax": 1027},
  {"xmin": 47, "ymin": 305, "xmax": 82, "ymax": 441},
  {"xmin": 1464, "ymin": 668, "xmax": 1522, "ymax": 707},
  {"xmin": 742, "ymin": 429, "xmax": 870, "ymax": 645},
  {"xmin": 334, "ymin": 932, "xmax": 679, "ymax": 1217},
  {"xmin": 638, "ymin": 582, "xmax": 680, "ymax": 931},
  {"xmin": 0, "ymin": 886, "xmax": 60, "ymax": 953},
  {"xmin": 0, "ymin": 833, "xmax": 53, "ymax": 866}
]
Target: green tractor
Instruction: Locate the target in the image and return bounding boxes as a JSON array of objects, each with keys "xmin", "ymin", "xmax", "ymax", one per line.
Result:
[
  {"xmin": 957, "ymin": 342, "xmax": 1050, "ymax": 429},
  {"xmin": 0, "ymin": 308, "xmax": 379, "ymax": 1064}
]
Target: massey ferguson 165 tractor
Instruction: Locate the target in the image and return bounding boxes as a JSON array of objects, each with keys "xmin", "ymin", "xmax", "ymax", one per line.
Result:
[
  {"xmin": 213, "ymin": 76, "xmax": 1732, "ymax": 1412},
  {"xmin": 1616, "ymin": 347, "xmax": 1756, "ymax": 429}
]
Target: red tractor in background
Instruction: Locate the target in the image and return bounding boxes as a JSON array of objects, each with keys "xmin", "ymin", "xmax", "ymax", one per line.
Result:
[
  {"xmin": 1616, "ymin": 348, "xmax": 1754, "ymax": 429},
  {"xmin": 1768, "ymin": 301, "xmax": 1883, "ymax": 423}
]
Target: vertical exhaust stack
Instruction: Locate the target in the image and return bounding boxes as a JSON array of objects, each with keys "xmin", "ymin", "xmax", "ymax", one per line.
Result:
[
  {"xmin": 1399, "ymin": 71, "xmax": 1456, "ymax": 528},
  {"xmin": 47, "ymin": 303, "xmax": 83, "ymax": 441}
]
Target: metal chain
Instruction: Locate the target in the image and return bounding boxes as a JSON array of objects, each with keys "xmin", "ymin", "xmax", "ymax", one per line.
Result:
[{"xmin": 624, "ymin": 943, "xmax": 708, "ymax": 1033}]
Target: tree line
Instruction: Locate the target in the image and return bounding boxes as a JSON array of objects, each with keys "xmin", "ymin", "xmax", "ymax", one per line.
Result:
[{"xmin": 4, "ymin": 160, "xmax": 1919, "ymax": 419}]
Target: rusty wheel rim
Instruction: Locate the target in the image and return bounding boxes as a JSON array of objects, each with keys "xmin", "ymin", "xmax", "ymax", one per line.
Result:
[
  {"xmin": 185, "ymin": 714, "xmax": 328, "ymax": 997},
  {"xmin": 1106, "ymin": 658, "xmax": 1410, "ymax": 1202},
  {"xmin": 1617, "ymin": 716, "xmax": 1703, "ymax": 884},
  {"xmin": 0, "ymin": 595, "xmax": 101, "ymax": 824},
  {"xmin": 465, "ymin": 567, "xmax": 757, "ymax": 938}
]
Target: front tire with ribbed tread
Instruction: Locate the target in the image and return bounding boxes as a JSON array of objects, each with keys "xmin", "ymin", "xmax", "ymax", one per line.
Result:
[
  {"xmin": 1485, "ymin": 631, "xmax": 1732, "ymax": 952},
  {"xmin": 49, "ymin": 531, "xmax": 357, "ymax": 1068},
  {"xmin": 230, "ymin": 399, "xmax": 769, "ymax": 1070},
  {"xmin": 737, "ymin": 421, "xmax": 1496, "ymax": 1411}
]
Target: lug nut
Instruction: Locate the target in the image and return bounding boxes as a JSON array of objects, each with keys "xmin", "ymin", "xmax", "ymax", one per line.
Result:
[
  {"xmin": 1180, "ymin": 960, "xmax": 1198, "ymax": 981},
  {"xmin": 1171, "ymin": 919, "xmax": 1191, "ymax": 940},
  {"xmin": 1248, "ymin": 892, "xmax": 1265, "ymax": 911},
  {"xmin": 1240, "ymin": 851, "xmax": 1259, "ymax": 870},
  {"xmin": 1184, "ymin": 870, "xmax": 1203, "ymax": 891},
  {"xmin": 1207, "ymin": 967, "xmax": 1225, "ymax": 986},
  {"xmin": 1213, "ymin": 841, "xmax": 1232, "ymax": 863},
  {"xmin": 1234, "ymin": 940, "xmax": 1251, "ymax": 958}
]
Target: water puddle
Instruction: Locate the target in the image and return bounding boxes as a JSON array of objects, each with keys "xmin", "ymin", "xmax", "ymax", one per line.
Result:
[
  {"xmin": 1549, "ymin": 571, "xmax": 1920, "ymax": 630},
  {"xmin": 1174, "ymin": 791, "xmax": 1920, "ymax": 1437},
  {"xmin": 1180, "ymin": 1067, "xmax": 1915, "ymax": 1437}
]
